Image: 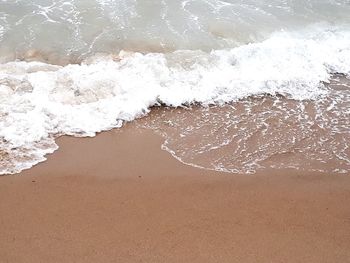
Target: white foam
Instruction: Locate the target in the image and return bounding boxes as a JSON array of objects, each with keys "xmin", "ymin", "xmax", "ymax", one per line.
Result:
[{"xmin": 0, "ymin": 25, "xmax": 350, "ymax": 174}]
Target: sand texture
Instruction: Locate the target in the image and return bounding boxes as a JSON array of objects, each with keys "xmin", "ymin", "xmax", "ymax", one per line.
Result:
[{"xmin": 1, "ymin": 124, "xmax": 350, "ymax": 262}]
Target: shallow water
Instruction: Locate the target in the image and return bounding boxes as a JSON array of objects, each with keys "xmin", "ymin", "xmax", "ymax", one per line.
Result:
[
  {"xmin": 138, "ymin": 75, "xmax": 350, "ymax": 174},
  {"xmin": 0, "ymin": 0, "xmax": 349, "ymax": 175},
  {"xmin": 1, "ymin": 0, "xmax": 350, "ymax": 61}
]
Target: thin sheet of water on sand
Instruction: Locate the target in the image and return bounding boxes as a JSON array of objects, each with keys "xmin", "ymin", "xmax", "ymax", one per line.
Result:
[{"xmin": 138, "ymin": 75, "xmax": 350, "ymax": 174}]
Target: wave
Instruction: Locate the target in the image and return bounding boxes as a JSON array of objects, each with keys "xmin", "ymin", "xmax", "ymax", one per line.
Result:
[{"xmin": 0, "ymin": 25, "xmax": 350, "ymax": 174}]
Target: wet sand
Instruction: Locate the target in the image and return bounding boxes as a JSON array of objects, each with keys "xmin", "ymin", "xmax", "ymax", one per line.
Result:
[{"xmin": 1, "ymin": 123, "xmax": 350, "ymax": 262}]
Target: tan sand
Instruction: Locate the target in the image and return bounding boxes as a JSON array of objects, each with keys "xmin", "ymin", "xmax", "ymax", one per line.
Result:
[{"xmin": 1, "ymin": 123, "xmax": 350, "ymax": 262}]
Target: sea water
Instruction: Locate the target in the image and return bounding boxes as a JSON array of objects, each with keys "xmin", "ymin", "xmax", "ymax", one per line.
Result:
[{"xmin": 0, "ymin": 0, "xmax": 349, "ymax": 174}]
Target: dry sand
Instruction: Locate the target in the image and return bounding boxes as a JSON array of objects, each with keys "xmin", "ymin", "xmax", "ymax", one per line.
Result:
[{"xmin": 1, "ymin": 123, "xmax": 350, "ymax": 262}]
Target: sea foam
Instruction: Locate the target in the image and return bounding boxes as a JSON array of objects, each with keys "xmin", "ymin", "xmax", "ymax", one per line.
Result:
[{"xmin": 0, "ymin": 25, "xmax": 350, "ymax": 174}]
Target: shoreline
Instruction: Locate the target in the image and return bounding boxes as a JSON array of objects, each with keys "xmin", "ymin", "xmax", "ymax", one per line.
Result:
[{"xmin": 1, "ymin": 123, "xmax": 350, "ymax": 262}]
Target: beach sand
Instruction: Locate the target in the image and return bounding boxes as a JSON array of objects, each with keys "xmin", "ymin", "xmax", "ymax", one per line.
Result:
[{"xmin": 1, "ymin": 122, "xmax": 350, "ymax": 262}]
